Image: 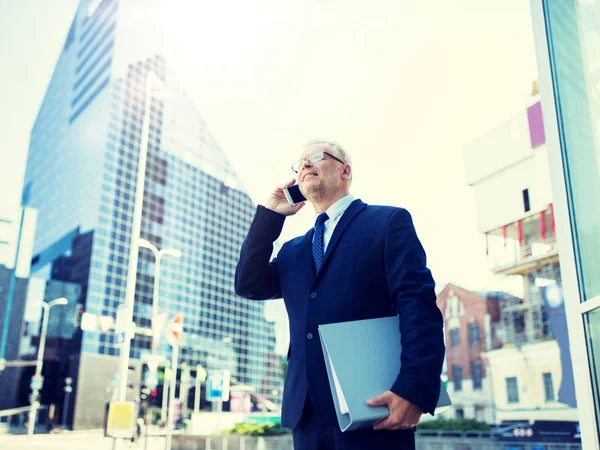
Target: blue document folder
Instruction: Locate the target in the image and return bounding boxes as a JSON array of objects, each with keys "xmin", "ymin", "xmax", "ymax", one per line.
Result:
[{"xmin": 318, "ymin": 315, "xmax": 452, "ymax": 432}]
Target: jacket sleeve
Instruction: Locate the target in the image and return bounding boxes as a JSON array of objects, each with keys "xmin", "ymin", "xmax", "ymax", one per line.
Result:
[
  {"xmin": 384, "ymin": 208, "xmax": 445, "ymax": 415},
  {"xmin": 235, "ymin": 205, "xmax": 286, "ymax": 300}
]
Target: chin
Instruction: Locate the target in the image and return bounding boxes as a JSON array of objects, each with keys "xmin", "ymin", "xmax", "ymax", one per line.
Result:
[{"xmin": 306, "ymin": 184, "xmax": 325, "ymax": 200}]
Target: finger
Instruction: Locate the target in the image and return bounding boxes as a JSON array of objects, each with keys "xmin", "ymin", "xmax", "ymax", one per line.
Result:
[
  {"xmin": 366, "ymin": 394, "xmax": 388, "ymax": 407},
  {"xmin": 382, "ymin": 421, "xmax": 415, "ymax": 432},
  {"xmin": 373, "ymin": 417, "xmax": 395, "ymax": 431},
  {"xmin": 278, "ymin": 179, "xmax": 296, "ymax": 189}
]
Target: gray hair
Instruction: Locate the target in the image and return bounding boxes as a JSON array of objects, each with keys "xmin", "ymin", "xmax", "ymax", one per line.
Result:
[{"xmin": 302, "ymin": 139, "xmax": 353, "ymax": 182}]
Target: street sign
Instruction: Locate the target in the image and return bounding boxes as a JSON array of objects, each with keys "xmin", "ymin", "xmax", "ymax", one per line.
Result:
[
  {"xmin": 144, "ymin": 370, "xmax": 159, "ymax": 389},
  {"xmin": 151, "ymin": 312, "xmax": 168, "ymax": 350},
  {"xmin": 106, "ymin": 401, "xmax": 136, "ymax": 439},
  {"xmin": 81, "ymin": 312, "xmax": 98, "ymax": 332},
  {"xmin": 173, "ymin": 400, "xmax": 182, "ymax": 424},
  {"xmin": 206, "ymin": 370, "xmax": 230, "ymax": 402},
  {"xmin": 141, "ymin": 353, "xmax": 165, "ymax": 373},
  {"xmin": 181, "ymin": 364, "xmax": 191, "ymax": 383},
  {"xmin": 115, "ymin": 306, "xmax": 128, "ymax": 345},
  {"xmin": 30, "ymin": 375, "xmax": 44, "ymax": 391},
  {"xmin": 98, "ymin": 315, "xmax": 115, "ymax": 333},
  {"xmin": 165, "ymin": 313, "xmax": 183, "ymax": 347},
  {"xmin": 196, "ymin": 364, "xmax": 207, "ymax": 382}
]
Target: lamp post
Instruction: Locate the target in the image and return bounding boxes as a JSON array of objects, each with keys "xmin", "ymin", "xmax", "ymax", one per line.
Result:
[
  {"xmin": 62, "ymin": 377, "xmax": 73, "ymax": 428},
  {"xmin": 28, "ymin": 297, "xmax": 68, "ymax": 438},
  {"xmin": 113, "ymin": 70, "xmax": 166, "ymax": 450},
  {"xmin": 138, "ymin": 239, "xmax": 181, "ymax": 319},
  {"xmin": 138, "ymin": 238, "xmax": 180, "ymax": 424}
]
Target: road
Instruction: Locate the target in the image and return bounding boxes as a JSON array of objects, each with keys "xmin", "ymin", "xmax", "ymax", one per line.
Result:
[{"xmin": 0, "ymin": 430, "xmax": 167, "ymax": 450}]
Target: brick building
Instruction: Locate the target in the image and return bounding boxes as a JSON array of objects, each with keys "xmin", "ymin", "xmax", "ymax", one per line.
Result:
[{"xmin": 436, "ymin": 283, "xmax": 500, "ymax": 423}]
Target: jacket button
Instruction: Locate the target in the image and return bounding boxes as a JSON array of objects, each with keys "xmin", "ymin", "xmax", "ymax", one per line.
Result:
[
  {"xmin": 306, "ymin": 333, "xmax": 313, "ymax": 340},
  {"xmin": 310, "ymin": 292, "xmax": 317, "ymax": 299}
]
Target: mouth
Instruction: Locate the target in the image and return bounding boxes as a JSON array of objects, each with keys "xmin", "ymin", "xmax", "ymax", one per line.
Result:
[{"xmin": 303, "ymin": 173, "xmax": 318, "ymax": 181}]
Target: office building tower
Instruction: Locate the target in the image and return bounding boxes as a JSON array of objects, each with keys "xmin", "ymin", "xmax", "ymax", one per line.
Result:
[{"xmin": 22, "ymin": 0, "xmax": 279, "ymax": 429}]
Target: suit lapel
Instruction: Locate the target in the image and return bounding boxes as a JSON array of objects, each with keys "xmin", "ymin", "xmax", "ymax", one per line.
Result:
[
  {"xmin": 318, "ymin": 199, "xmax": 366, "ymax": 275},
  {"xmin": 303, "ymin": 227, "xmax": 316, "ymax": 276}
]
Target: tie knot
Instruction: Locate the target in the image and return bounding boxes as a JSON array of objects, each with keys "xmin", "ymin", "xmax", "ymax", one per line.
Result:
[{"xmin": 316, "ymin": 213, "xmax": 328, "ymax": 227}]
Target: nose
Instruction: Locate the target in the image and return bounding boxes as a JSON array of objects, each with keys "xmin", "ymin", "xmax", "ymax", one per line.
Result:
[{"xmin": 300, "ymin": 158, "xmax": 313, "ymax": 171}]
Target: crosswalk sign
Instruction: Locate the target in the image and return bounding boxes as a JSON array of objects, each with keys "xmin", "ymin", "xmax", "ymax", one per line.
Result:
[{"xmin": 206, "ymin": 370, "xmax": 230, "ymax": 402}]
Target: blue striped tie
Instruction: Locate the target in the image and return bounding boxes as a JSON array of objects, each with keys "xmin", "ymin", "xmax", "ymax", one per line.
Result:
[{"xmin": 313, "ymin": 213, "xmax": 329, "ymax": 272}]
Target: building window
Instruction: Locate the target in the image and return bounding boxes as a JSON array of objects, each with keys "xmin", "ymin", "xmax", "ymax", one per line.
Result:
[
  {"xmin": 543, "ymin": 372, "xmax": 555, "ymax": 401},
  {"xmin": 453, "ymin": 366, "xmax": 463, "ymax": 392},
  {"xmin": 522, "ymin": 188, "xmax": 531, "ymax": 212},
  {"xmin": 450, "ymin": 329, "xmax": 460, "ymax": 347},
  {"xmin": 506, "ymin": 377, "xmax": 519, "ymax": 404},
  {"xmin": 472, "ymin": 361, "xmax": 483, "ymax": 390},
  {"xmin": 468, "ymin": 323, "xmax": 480, "ymax": 345},
  {"xmin": 455, "ymin": 408, "xmax": 464, "ymax": 419}
]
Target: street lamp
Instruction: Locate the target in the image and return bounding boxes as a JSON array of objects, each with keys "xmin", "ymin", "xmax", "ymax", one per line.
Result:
[
  {"xmin": 138, "ymin": 238, "xmax": 181, "ymax": 424},
  {"xmin": 114, "ymin": 70, "xmax": 167, "ymax": 410},
  {"xmin": 28, "ymin": 297, "xmax": 68, "ymax": 438},
  {"xmin": 138, "ymin": 238, "xmax": 181, "ymax": 318}
]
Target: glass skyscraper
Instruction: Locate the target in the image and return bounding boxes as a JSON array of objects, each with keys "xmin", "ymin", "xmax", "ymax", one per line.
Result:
[
  {"xmin": 23, "ymin": 0, "xmax": 280, "ymax": 429},
  {"xmin": 532, "ymin": 0, "xmax": 600, "ymax": 447}
]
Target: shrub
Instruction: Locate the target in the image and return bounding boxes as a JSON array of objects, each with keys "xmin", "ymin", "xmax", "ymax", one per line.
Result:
[
  {"xmin": 417, "ymin": 418, "xmax": 491, "ymax": 431},
  {"xmin": 222, "ymin": 422, "xmax": 289, "ymax": 436}
]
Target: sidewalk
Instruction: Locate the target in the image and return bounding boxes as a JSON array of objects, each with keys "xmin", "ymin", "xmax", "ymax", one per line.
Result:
[{"xmin": 0, "ymin": 429, "xmax": 167, "ymax": 450}]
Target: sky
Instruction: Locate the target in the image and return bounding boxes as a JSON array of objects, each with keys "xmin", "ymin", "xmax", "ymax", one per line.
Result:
[{"xmin": 0, "ymin": 0, "xmax": 539, "ymax": 353}]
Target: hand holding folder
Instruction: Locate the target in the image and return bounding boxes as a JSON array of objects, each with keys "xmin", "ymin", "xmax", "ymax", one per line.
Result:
[{"xmin": 318, "ymin": 316, "xmax": 451, "ymax": 432}]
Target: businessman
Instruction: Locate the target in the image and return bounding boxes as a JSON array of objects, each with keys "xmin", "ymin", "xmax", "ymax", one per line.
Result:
[{"xmin": 235, "ymin": 140, "xmax": 445, "ymax": 450}]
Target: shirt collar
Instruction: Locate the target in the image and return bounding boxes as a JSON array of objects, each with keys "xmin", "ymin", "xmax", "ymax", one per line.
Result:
[{"xmin": 317, "ymin": 195, "xmax": 355, "ymax": 222}]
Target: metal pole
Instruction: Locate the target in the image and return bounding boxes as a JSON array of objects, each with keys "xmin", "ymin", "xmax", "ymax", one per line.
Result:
[
  {"xmin": 27, "ymin": 302, "xmax": 49, "ymax": 438},
  {"xmin": 0, "ymin": 207, "xmax": 26, "ymax": 363},
  {"xmin": 112, "ymin": 71, "xmax": 157, "ymax": 450},
  {"xmin": 161, "ymin": 373, "xmax": 169, "ymax": 424},
  {"xmin": 62, "ymin": 389, "xmax": 70, "ymax": 427},
  {"xmin": 194, "ymin": 378, "xmax": 201, "ymax": 414},
  {"xmin": 27, "ymin": 299, "xmax": 66, "ymax": 438},
  {"xmin": 180, "ymin": 363, "xmax": 188, "ymax": 419},
  {"xmin": 34, "ymin": 304, "xmax": 50, "ymax": 379},
  {"xmin": 115, "ymin": 71, "xmax": 157, "ymax": 402},
  {"xmin": 216, "ymin": 399, "xmax": 223, "ymax": 434},
  {"xmin": 62, "ymin": 377, "xmax": 72, "ymax": 428},
  {"xmin": 165, "ymin": 344, "xmax": 179, "ymax": 450}
]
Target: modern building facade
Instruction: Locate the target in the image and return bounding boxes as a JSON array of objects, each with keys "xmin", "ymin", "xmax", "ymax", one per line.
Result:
[
  {"xmin": 531, "ymin": 1, "xmax": 600, "ymax": 447},
  {"xmin": 436, "ymin": 284, "xmax": 499, "ymax": 423},
  {"xmin": 0, "ymin": 268, "xmax": 81, "ymax": 415},
  {"xmin": 0, "ymin": 206, "xmax": 37, "ymax": 278},
  {"xmin": 464, "ymin": 90, "xmax": 578, "ymax": 424},
  {"xmin": 22, "ymin": 0, "xmax": 278, "ymax": 429}
]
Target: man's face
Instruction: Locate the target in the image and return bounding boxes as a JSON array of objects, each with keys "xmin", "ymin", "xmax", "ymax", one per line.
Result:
[{"xmin": 296, "ymin": 144, "xmax": 346, "ymax": 201}]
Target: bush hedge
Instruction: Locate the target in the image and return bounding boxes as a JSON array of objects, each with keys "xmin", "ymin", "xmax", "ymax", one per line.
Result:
[
  {"xmin": 417, "ymin": 418, "xmax": 491, "ymax": 431},
  {"xmin": 222, "ymin": 422, "xmax": 289, "ymax": 436}
]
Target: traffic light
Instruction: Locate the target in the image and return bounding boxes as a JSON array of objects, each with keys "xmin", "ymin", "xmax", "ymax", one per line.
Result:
[{"xmin": 71, "ymin": 304, "xmax": 84, "ymax": 327}]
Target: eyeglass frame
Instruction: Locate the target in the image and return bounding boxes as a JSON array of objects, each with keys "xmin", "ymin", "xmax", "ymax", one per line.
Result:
[{"xmin": 291, "ymin": 151, "xmax": 346, "ymax": 174}]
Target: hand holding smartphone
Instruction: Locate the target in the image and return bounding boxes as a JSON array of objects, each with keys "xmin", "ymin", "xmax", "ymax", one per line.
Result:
[{"xmin": 283, "ymin": 184, "xmax": 306, "ymax": 206}]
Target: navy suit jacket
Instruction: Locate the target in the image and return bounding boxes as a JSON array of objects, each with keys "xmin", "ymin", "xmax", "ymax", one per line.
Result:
[{"xmin": 235, "ymin": 199, "xmax": 445, "ymax": 429}]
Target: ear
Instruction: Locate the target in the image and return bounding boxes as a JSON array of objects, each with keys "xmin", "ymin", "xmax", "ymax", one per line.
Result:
[{"xmin": 342, "ymin": 165, "xmax": 351, "ymax": 180}]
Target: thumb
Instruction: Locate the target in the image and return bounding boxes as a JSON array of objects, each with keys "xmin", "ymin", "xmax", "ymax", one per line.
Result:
[{"xmin": 367, "ymin": 393, "xmax": 389, "ymax": 407}]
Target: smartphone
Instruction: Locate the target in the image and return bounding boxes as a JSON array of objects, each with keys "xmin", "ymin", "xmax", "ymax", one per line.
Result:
[{"xmin": 283, "ymin": 184, "xmax": 307, "ymax": 206}]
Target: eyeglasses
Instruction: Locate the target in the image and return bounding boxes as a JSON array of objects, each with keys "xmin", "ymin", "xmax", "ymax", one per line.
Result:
[{"xmin": 291, "ymin": 151, "xmax": 346, "ymax": 173}]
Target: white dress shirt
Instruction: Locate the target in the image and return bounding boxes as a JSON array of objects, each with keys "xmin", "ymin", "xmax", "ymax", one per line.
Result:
[{"xmin": 314, "ymin": 195, "xmax": 356, "ymax": 252}]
